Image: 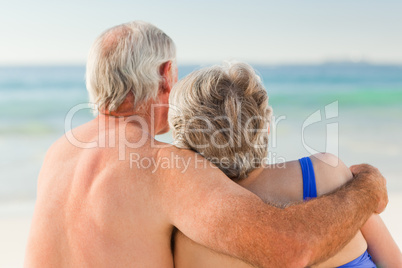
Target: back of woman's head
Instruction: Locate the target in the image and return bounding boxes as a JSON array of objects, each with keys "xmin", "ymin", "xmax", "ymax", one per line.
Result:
[{"xmin": 169, "ymin": 62, "xmax": 272, "ymax": 180}]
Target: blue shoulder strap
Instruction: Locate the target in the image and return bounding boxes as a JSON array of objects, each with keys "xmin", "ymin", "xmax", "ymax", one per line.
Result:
[
  {"xmin": 299, "ymin": 157, "xmax": 317, "ymax": 200},
  {"xmin": 337, "ymin": 251, "xmax": 376, "ymax": 267}
]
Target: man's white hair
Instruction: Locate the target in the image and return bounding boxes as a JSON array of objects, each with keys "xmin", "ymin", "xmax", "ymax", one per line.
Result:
[{"xmin": 86, "ymin": 21, "xmax": 176, "ymax": 112}]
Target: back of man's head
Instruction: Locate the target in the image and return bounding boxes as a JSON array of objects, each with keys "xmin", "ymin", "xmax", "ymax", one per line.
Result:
[{"xmin": 86, "ymin": 21, "xmax": 176, "ymax": 112}]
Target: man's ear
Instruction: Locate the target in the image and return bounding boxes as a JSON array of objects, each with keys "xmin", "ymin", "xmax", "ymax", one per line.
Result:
[{"xmin": 159, "ymin": 61, "xmax": 173, "ymax": 94}]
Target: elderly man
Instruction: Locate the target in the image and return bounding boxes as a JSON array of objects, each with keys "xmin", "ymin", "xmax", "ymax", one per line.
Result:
[{"xmin": 25, "ymin": 21, "xmax": 387, "ymax": 267}]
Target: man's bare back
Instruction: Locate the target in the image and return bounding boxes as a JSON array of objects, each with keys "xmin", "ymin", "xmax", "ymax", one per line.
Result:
[{"xmin": 25, "ymin": 117, "xmax": 177, "ymax": 267}]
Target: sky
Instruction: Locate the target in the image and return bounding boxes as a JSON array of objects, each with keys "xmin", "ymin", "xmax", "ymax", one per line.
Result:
[{"xmin": 1, "ymin": 0, "xmax": 402, "ymax": 65}]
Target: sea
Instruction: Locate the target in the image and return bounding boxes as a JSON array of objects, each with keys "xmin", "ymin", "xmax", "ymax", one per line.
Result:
[{"xmin": 0, "ymin": 63, "xmax": 402, "ymax": 203}]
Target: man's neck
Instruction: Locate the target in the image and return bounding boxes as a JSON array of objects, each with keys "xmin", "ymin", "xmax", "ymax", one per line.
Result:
[
  {"xmin": 99, "ymin": 112, "xmax": 152, "ymax": 132},
  {"xmin": 100, "ymin": 92, "xmax": 145, "ymax": 116},
  {"xmin": 98, "ymin": 97, "xmax": 167, "ymax": 137}
]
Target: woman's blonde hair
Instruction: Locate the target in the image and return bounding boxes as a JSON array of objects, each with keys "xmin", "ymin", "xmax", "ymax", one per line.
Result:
[
  {"xmin": 86, "ymin": 21, "xmax": 176, "ymax": 112},
  {"xmin": 169, "ymin": 62, "xmax": 272, "ymax": 180}
]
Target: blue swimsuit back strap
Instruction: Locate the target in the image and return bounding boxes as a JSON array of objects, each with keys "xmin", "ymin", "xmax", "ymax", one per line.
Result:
[
  {"xmin": 337, "ymin": 251, "xmax": 376, "ymax": 267},
  {"xmin": 298, "ymin": 156, "xmax": 377, "ymax": 268},
  {"xmin": 298, "ymin": 157, "xmax": 317, "ymax": 200}
]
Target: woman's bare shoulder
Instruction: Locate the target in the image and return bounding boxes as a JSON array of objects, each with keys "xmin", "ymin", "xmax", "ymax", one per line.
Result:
[
  {"xmin": 242, "ymin": 160, "xmax": 305, "ymax": 206},
  {"xmin": 244, "ymin": 154, "xmax": 353, "ymax": 206},
  {"xmin": 310, "ymin": 153, "xmax": 353, "ymax": 196}
]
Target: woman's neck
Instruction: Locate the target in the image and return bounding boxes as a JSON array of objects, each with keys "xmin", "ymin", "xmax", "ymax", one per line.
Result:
[{"xmin": 238, "ymin": 167, "xmax": 265, "ymax": 188}]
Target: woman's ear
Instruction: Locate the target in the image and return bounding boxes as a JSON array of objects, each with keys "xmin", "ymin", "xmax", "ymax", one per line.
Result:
[{"xmin": 268, "ymin": 124, "xmax": 271, "ymax": 135}]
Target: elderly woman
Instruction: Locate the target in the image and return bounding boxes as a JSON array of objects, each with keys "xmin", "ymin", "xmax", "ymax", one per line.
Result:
[{"xmin": 168, "ymin": 62, "xmax": 401, "ymax": 267}]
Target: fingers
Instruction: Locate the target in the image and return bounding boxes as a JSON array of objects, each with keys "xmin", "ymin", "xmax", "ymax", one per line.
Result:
[
  {"xmin": 375, "ymin": 189, "xmax": 389, "ymax": 214},
  {"xmin": 350, "ymin": 163, "xmax": 388, "ymax": 214},
  {"xmin": 350, "ymin": 164, "xmax": 380, "ymax": 176},
  {"xmin": 350, "ymin": 164, "xmax": 387, "ymax": 187}
]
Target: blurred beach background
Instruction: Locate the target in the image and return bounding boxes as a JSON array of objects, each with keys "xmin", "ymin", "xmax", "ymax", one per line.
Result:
[{"xmin": 1, "ymin": 0, "xmax": 402, "ymax": 267}]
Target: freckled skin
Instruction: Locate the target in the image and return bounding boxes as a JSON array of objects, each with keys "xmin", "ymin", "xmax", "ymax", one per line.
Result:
[
  {"xmin": 174, "ymin": 154, "xmax": 369, "ymax": 268},
  {"xmin": 24, "ymin": 118, "xmax": 177, "ymax": 268}
]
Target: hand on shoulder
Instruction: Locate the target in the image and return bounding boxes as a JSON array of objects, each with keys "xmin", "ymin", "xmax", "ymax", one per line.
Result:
[
  {"xmin": 350, "ymin": 163, "xmax": 388, "ymax": 214},
  {"xmin": 310, "ymin": 153, "xmax": 388, "ymax": 214}
]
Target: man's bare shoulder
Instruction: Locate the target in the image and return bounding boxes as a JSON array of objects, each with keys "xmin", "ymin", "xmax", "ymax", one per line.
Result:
[
  {"xmin": 45, "ymin": 120, "xmax": 98, "ymax": 156},
  {"xmin": 310, "ymin": 153, "xmax": 353, "ymax": 196},
  {"xmin": 155, "ymin": 143, "xmax": 198, "ymax": 157},
  {"xmin": 154, "ymin": 144, "xmax": 212, "ymax": 176},
  {"xmin": 38, "ymin": 132, "xmax": 79, "ymax": 183}
]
